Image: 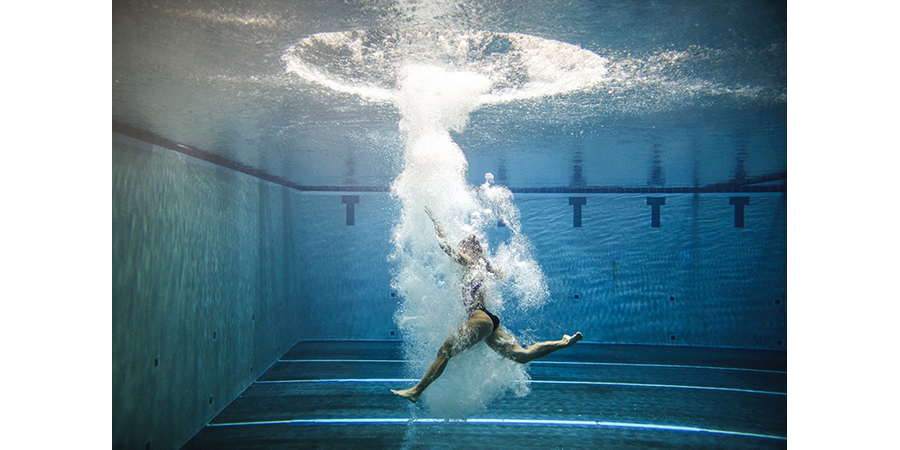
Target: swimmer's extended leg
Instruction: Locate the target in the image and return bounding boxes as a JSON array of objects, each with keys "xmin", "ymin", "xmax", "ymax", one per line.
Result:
[
  {"xmin": 392, "ymin": 312, "xmax": 495, "ymax": 403},
  {"xmin": 391, "ymin": 349, "xmax": 448, "ymax": 403},
  {"xmin": 486, "ymin": 329, "xmax": 582, "ymax": 364}
]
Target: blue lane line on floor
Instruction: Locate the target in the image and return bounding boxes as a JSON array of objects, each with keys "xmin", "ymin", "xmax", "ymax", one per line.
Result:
[
  {"xmin": 277, "ymin": 359, "xmax": 787, "ymax": 375},
  {"xmin": 206, "ymin": 417, "xmax": 786, "ymax": 441},
  {"xmin": 254, "ymin": 378, "xmax": 785, "ymax": 396}
]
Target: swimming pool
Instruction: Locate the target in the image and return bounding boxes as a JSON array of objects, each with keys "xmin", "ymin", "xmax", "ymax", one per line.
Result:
[{"xmin": 112, "ymin": 0, "xmax": 786, "ymax": 448}]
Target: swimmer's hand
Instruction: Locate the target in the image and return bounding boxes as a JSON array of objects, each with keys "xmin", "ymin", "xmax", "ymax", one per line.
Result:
[
  {"xmin": 424, "ymin": 206, "xmax": 437, "ymax": 223},
  {"xmin": 425, "ymin": 207, "xmax": 448, "ymax": 240}
]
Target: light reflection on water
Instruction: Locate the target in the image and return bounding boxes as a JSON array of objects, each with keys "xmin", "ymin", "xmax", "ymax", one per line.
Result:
[{"xmin": 113, "ymin": 0, "xmax": 785, "ymax": 190}]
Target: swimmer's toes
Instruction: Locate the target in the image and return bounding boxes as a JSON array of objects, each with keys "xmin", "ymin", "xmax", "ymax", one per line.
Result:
[
  {"xmin": 563, "ymin": 332, "xmax": 583, "ymax": 346},
  {"xmin": 391, "ymin": 389, "xmax": 419, "ymax": 404}
]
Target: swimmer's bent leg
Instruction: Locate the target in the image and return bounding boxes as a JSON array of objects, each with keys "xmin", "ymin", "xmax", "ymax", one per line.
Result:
[
  {"xmin": 486, "ymin": 328, "xmax": 583, "ymax": 364},
  {"xmin": 392, "ymin": 311, "xmax": 495, "ymax": 403}
]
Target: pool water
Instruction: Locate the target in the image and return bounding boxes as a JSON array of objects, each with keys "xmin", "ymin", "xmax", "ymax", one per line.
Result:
[{"xmin": 112, "ymin": 0, "xmax": 787, "ymax": 448}]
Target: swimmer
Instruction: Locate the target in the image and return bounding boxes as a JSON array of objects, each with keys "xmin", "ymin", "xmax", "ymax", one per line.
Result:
[{"xmin": 391, "ymin": 207, "xmax": 583, "ymax": 403}]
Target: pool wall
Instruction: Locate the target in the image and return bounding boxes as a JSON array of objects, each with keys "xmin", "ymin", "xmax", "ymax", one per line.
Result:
[
  {"xmin": 113, "ymin": 134, "xmax": 305, "ymax": 449},
  {"xmin": 112, "ymin": 130, "xmax": 785, "ymax": 448},
  {"xmin": 293, "ymin": 192, "xmax": 786, "ymax": 348}
]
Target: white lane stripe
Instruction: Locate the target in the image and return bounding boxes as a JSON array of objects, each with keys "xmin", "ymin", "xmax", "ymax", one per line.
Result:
[
  {"xmin": 279, "ymin": 359, "xmax": 407, "ymax": 363},
  {"xmin": 254, "ymin": 378, "xmax": 785, "ymax": 396},
  {"xmin": 259, "ymin": 378, "xmax": 415, "ymax": 384},
  {"xmin": 528, "ymin": 380, "xmax": 785, "ymax": 396},
  {"xmin": 277, "ymin": 359, "xmax": 786, "ymax": 375},
  {"xmin": 207, "ymin": 417, "xmax": 785, "ymax": 441},
  {"xmin": 535, "ymin": 361, "xmax": 786, "ymax": 375}
]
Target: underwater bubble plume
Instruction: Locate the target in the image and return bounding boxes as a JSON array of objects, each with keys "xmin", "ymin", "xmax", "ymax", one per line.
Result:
[{"xmin": 284, "ymin": 28, "xmax": 606, "ymax": 416}]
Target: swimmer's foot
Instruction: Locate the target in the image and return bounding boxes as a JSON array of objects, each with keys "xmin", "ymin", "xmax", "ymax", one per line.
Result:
[
  {"xmin": 562, "ymin": 332, "xmax": 583, "ymax": 347},
  {"xmin": 391, "ymin": 388, "xmax": 420, "ymax": 404}
]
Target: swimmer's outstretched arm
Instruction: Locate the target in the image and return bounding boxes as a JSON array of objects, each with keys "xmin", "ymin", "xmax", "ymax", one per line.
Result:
[
  {"xmin": 424, "ymin": 207, "xmax": 474, "ymax": 266},
  {"xmin": 426, "ymin": 206, "xmax": 500, "ymax": 277}
]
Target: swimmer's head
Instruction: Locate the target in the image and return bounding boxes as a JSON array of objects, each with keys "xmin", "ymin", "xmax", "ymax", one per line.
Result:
[{"xmin": 458, "ymin": 234, "xmax": 483, "ymax": 258}]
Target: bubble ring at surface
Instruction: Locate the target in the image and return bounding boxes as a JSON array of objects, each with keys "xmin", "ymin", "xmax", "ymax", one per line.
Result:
[{"xmin": 282, "ymin": 29, "xmax": 609, "ymax": 105}]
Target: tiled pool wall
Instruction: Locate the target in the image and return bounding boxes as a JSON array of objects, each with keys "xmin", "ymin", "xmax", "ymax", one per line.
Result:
[
  {"xmin": 112, "ymin": 130, "xmax": 785, "ymax": 447},
  {"xmin": 297, "ymin": 190, "xmax": 786, "ymax": 348},
  {"xmin": 113, "ymin": 135, "xmax": 304, "ymax": 449}
]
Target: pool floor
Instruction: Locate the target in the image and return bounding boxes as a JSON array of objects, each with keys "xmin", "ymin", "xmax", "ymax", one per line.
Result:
[{"xmin": 183, "ymin": 341, "xmax": 786, "ymax": 449}]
